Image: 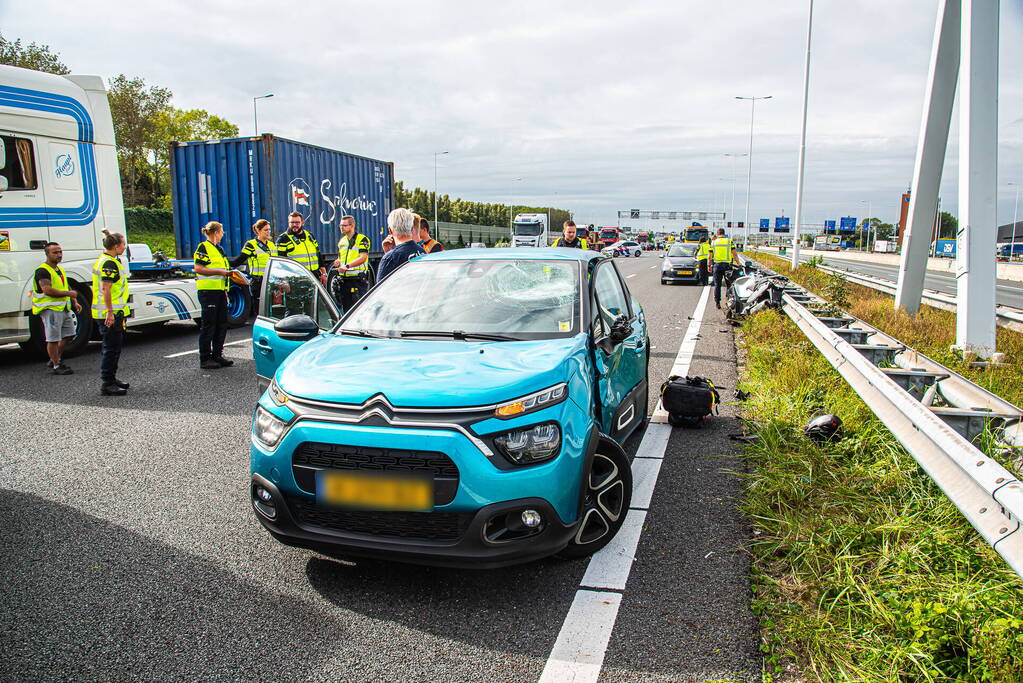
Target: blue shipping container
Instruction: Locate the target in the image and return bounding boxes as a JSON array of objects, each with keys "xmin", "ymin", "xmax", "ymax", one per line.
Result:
[{"xmin": 170, "ymin": 135, "xmax": 395, "ymax": 260}]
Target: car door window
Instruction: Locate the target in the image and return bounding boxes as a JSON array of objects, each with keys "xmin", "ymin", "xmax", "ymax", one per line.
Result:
[
  {"xmin": 316, "ymin": 290, "xmax": 337, "ymax": 329},
  {"xmin": 263, "ymin": 259, "xmax": 317, "ymax": 321},
  {"xmin": 592, "ymin": 264, "xmax": 630, "ymax": 335}
]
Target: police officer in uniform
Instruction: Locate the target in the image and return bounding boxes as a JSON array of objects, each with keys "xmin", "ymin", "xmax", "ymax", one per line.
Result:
[
  {"xmin": 552, "ymin": 220, "xmax": 588, "ymax": 249},
  {"xmin": 92, "ymin": 230, "xmax": 131, "ymax": 395},
  {"xmin": 709, "ymin": 228, "xmax": 740, "ymax": 308},
  {"xmin": 193, "ymin": 221, "xmax": 233, "ymax": 369},
  {"xmin": 331, "ymin": 215, "xmax": 371, "ymax": 312},
  {"xmin": 696, "ymin": 237, "xmax": 711, "ymax": 286},
  {"xmin": 277, "ymin": 211, "xmax": 326, "ymax": 285},
  {"xmin": 234, "ymin": 218, "xmax": 277, "ymax": 316}
]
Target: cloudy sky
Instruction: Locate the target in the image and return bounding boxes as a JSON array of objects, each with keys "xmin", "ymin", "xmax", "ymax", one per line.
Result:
[{"xmin": 5, "ymin": 0, "xmax": 1022, "ymax": 227}]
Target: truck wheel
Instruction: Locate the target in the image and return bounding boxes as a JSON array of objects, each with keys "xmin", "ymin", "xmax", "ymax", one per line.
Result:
[
  {"xmin": 557, "ymin": 442, "xmax": 632, "ymax": 559},
  {"xmin": 19, "ymin": 283, "xmax": 94, "ymax": 358},
  {"xmin": 226, "ymin": 284, "xmax": 252, "ymax": 328}
]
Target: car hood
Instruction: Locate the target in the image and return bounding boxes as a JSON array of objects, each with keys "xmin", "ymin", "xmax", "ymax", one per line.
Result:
[
  {"xmin": 665, "ymin": 256, "xmax": 697, "ymax": 266},
  {"xmin": 275, "ymin": 333, "xmax": 588, "ymax": 407}
]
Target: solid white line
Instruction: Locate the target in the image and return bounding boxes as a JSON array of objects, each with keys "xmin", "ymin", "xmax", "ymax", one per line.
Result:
[
  {"xmin": 539, "ymin": 285, "xmax": 712, "ymax": 683},
  {"xmin": 164, "ymin": 338, "xmax": 249, "ymax": 358},
  {"xmin": 651, "ymin": 285, "xmax": 711, "ymax": 424},
  {"xmin": 580, "ymin": 510, "xmax": 648, "ymax": 591},
  {"xmin": 538, "ymin": 591, "xmax": 623, "ymax": 683},
  {"xmin": 629, "ymin": 455, "xmax": 664, "ymax": 510}
]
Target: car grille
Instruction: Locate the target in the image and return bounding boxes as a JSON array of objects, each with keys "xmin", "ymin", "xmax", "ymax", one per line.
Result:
[
  {"xmin": 292, "ymin": 442, "xmax": 459, "ymax": 505},
  {"xmin": 286, "ymin": 495, "xmax": 473, "ymax": 542}
]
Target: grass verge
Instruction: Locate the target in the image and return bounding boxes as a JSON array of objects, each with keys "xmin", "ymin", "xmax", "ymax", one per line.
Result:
[
  {"xmin": 739, "ymin": 299, "xmax": 1023, "ymax": 680},
  {"xmin": 128, "ymin": 226, "xmax": 177, "ymax": 258},
  {"xmin": 750, "ymin": 251, "xmax": 1023, "ymax": 409}
]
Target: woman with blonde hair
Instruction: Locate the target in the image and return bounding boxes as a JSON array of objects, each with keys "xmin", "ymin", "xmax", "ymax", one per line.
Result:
[
  {"xmin": 91, "ymin": 229, "xmax": 130, "ymax": 395},
  {"xmin": 193, "ymin": 221, "xmax": 233, "ymax": 369}
]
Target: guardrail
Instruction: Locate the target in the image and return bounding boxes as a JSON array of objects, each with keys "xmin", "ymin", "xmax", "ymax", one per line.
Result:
[
  {"xmin": 810, "ymin": 261, "xmax": 1023, "ymax": 334},
  {"xmin": 748, "ymin": 260, "xmax": 1023, "ymax": 579}
]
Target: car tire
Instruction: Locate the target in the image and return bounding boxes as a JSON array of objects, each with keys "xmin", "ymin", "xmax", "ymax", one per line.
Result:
[
  {"xmin": 557, "ymin": 442, "xmax": 632, "ymax": 559},
  {"xmin": 661, "ymin": 279, "xmax": 667, "ymax": 285}
]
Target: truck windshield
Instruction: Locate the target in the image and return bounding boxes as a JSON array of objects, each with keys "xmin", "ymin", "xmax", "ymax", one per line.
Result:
[
  {"xmin": 599, "ymin": 229, "xmax": 618, "ymax": 239},
  {"xmin": 513, "ymin": 223, "xmax": 544, "ymax": 236},
  {"xmin": 341, "ymin": 259, "xmax": 580, "ymax": 340},
  {"xmin": 683, "ymin": 228, "xmax": 709, "ymax": 242}
]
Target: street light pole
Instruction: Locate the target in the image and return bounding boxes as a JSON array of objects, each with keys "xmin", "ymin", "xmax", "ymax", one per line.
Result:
[
  {"xmin": 1010, "ymin": 182, "xmax": 1020, "ymax": 260},
  {"xmin": 433, "ymin": 151, "xmax": 448, "ymax": 227},
  {"xmin": 736, "ymin": 95, "xmax": 773, "ymax": 248},
  {"xmin": 253, "ymin": 94, "xmax": 273, "ymax": 136},
  {"xmin": 508, "ymin": 177, "xmax": 523, "ymax": 230},
  {"xmin": 791, "ymin": 0, "xmax": 813, "ymax": 270}
]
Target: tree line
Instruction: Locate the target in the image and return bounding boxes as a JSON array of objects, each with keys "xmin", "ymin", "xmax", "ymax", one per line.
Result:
[{"xmin": 1, "ymin": 34, "xmax": 572, "ymax": 230}]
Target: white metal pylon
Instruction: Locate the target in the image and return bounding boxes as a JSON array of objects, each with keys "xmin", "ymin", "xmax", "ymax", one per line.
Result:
[
  {"xmin": 895, "ymin": 0, "xmax": 960, "ymax": 315},
  {"xmin": 894, "ymin": 0, "xmax": 999, "ymax": 358}
]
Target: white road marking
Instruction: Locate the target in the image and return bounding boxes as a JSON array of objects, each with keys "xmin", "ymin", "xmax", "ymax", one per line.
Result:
[
  {"xmin": 626, "ymin": 273, "xmax": 636, "ymax": 279},
  {"xmin": 651, "ymin": 285, "xmax": 711, "ymax": 424},
  {"xmin": 649, "ymin": 265, "xmax": 657, "ymax": 269},
  {"xmin": 538, "ymin": 591, "xmax": 623, "ymax": 683},
  {"xmin": 164, "ymin": 338, "xmax": 249, "ymax": 358},
  {"xmin": 539, "ymin": 284, "xmax": 712, "ymax": 683}
]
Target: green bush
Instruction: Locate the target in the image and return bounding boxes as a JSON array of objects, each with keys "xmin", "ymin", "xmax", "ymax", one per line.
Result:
[{"xmin": 124, "ymin": 207, "xmax": 176, "ymax": 257}]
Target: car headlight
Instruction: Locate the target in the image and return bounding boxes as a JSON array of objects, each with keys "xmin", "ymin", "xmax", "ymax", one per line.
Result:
[
  {"xmin": 254, "ymin": 405, "xmax": 288, "ymax": 448},
  {"xmin": 494, "ymin": 383, "xmax": 568, "ymax": 418},
  {"xmin": 494, "ymin": 423, "xmax": 561, "ymax": 464},
  {"xmin": 268, "ymin": 378, "xmax": 290, "ymax": 406},
  {"xmin": 661, "ymin": 261, "xmax": 672, "ymax": 270}
]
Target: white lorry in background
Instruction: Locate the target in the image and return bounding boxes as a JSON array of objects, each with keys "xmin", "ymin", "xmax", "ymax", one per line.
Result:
[
  {"xmin": 0, "ymin": 65, "xmax": 250, "ymax": 357},
  {"xmin": 511, "ymin": 213, "xmax": 549, "ymax": 247}
]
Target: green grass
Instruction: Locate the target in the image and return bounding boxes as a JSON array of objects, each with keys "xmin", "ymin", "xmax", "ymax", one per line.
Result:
[
  {"xmin": 738, "ymin": 308, "xmax": 1023, "ymax": 681},
  {"xmin": 128, "ymin": 226, "xmax": 177, "ymax": 258}
]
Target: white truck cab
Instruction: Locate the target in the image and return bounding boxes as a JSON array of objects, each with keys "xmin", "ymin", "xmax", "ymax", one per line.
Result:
[
  {"xmin": 511, "ymin": 213, "xmax": 549, "ymax": 248},
  {"xmin": 0, "ymin": 65, "xmax": 232, "ymax": 356}
]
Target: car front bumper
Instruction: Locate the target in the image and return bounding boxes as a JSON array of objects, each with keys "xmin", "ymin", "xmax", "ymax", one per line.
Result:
[{"xmin": 249, "ymin": 401, "xmax": 595, "ymax": 567}]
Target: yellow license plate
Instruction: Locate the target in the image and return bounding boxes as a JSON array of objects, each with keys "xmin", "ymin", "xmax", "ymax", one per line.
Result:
[
  {"xmin": 317, "ymin": 471, "xmax": 433, "ymax": 511},
  {"xmin": 679, "ymin": 270, "xmax": 693, "ymax": 275}
]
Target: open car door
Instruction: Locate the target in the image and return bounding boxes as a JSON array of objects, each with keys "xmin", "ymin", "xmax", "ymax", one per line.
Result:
[{"xmin": 253, "ymin": 257, "xmax": 340, "ymax": 392}]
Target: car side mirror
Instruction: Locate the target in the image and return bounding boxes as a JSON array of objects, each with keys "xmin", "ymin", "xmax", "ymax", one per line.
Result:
[
  {"xmin": 274, "ymin": 314, "xmax": 320, "ymax": 341},
  {"xmin": 609, "ymin": 314, "xmax": 633, "ymax": 345}
]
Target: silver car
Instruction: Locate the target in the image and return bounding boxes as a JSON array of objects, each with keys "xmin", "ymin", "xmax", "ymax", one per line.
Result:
[{"xmin": 660, "ymin": 243, "xmax": 701, "ymax": 285}]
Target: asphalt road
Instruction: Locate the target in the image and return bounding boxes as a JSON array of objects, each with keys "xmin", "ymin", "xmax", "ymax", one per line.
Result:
[
  {"xmin": 0, "ymin": 252, "xmax": 759, "ymax": 682},
  {"xmin": 798, "ymin": 253, "xmax": 1023, "ymax": 310}
]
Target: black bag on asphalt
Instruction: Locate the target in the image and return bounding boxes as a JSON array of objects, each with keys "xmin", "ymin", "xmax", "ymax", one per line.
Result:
[{"xmin": 660, "ymin": 375, "xmax": 720, "ymax": 428}]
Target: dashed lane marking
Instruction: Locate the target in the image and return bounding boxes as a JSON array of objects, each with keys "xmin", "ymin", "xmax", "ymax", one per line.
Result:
[
  {"xmin": 539, "ymin": 284, "xmax": 712, "ymax": 683},
  {"xmin": 626, "ymin": 273, "xmax": 636, "ymax": 279}
]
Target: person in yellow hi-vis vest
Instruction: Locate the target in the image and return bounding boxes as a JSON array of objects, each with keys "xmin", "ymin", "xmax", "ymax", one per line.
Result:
[
  {"xmin": 32, "ymin": 241, "xmax": 82, "ymax": 375},
  {"xmin": 235, "ymin": 219, "xmax": 277, "ymax": 317},
  {"xmin": 92, "ymin": 230, "xmax": 131, "ymax": 395},
  {"xmin": 193, "ymin": 221, "xmax": 233, "ymax": 370},
  {"xmin": 552, "ymin": 220, "xmax": 588, "ymax": 249},
  {"xmin": 332, "ymin": 215, "xmax": 371, "ymax": 312},
  {"xmin": 696, "ymin": 237, "xmax": 711, "ymax": 286},
  {"xmin": 277, "ymin": 211, "xmax": 326, "ymax": 285},
  {"xmin": 709, "ymin": 228, "xmax": 740, "ymax": 308}
]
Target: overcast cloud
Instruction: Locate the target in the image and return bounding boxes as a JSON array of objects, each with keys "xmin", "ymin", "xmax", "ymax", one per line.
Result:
[{"xmin": 4, "ymin": 0, "xmax": 1022, "ymax": 227}]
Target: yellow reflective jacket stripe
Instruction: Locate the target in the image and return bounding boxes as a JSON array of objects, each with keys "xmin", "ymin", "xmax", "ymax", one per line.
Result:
[
  {"xmin": 279, "ymin": 231, "xmax": 320, "ymax": 271},
  {"xmin": 336, "ymin": 232, "xmax": 370, "ymax": 274},
  {"xmin": 244, "ymin": 238, "xmax": 278, "ymax": 277},
  {"xmin": 90, "ymin": 254, "xmax": 130, "ymax": 318},
  {"xmin": 31, "ymin": 263, "xmax": 71, "ymax": 313},
  {"xmin": 194, "ymin": 241, "xmax": 230, "ymax": 291},
  {"xmin": 711, "ymin": 237, "xmax": 733, "ymax": 262}
]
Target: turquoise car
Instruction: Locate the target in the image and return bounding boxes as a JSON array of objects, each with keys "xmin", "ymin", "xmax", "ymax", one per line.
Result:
[{"xmin": 249, "ymin": 248, "xmax": 649, "ymax": 567}]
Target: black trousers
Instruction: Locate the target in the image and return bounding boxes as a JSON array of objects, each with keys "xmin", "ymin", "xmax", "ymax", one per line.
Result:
[
  {"xmin": 99, "ymin": 312, "xmax": 125, "ymax": 385},
  {"xmin": 712, "ymin": 263, "xmax": 731, "ymax": 304},
  {"xmin": 698, "ymin": 259, "xmax": 709, "ymax": 285},
  {"xmin": 338, "ymin": 275, "xmax": 368, "ymax": 313},
  {"xmin": 249, "ymin": 277, "xmax": 263, "ymax": 318},
  {"xmin": 198, "ymin": 290, "xmax": 228, "ymax": 361}
]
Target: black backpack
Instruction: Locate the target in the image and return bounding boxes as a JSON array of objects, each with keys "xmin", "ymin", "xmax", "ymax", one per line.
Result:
[{"xmin": 660, "ymin": 375, "xmax": 720, "ymax": 428}]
